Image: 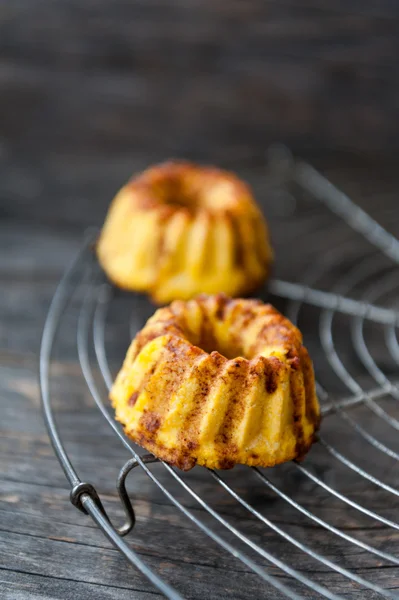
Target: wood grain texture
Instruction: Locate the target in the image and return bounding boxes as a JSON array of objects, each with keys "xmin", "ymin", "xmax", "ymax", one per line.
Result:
[{"xmin": 0, "ymin": 0, "xmax": 398, "ymax": 172}]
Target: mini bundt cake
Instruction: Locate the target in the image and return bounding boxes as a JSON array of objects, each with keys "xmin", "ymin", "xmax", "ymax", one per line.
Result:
[
  {"xmin": 110, "ymin": 294, "xmax": 320, "ymax": 470},
  {"xmin": 97, "ymin": 161, "xmax": 273, "ymax": 304}
]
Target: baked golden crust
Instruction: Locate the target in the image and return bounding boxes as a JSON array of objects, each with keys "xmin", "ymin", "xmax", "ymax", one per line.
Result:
[
  {"xmin": 110, "ymin": 294, "xmax": 320, "ymax": 470},
  {"xmin": 97, "ymin": 161, "xmax": 273, "ymax": 304}
]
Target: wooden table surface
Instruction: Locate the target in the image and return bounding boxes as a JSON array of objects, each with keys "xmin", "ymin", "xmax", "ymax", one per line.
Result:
[{"xmin": 1, "ymin": 2, "xmax": 399, "ymax": 598}]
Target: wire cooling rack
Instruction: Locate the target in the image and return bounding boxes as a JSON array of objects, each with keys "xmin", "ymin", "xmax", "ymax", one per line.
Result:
[{"xmin": 40, "ymin": 149, "xmax": 399, "ymax": 599}]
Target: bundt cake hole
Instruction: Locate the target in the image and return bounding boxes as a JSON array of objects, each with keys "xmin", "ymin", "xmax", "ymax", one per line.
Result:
[
  {"xmin": 157, "ymin": 176, "xmax": 201, "ymax": 213},
  {"xmin": 164, "ymin": 188, "xmax": 200, "ymax": 212},
  {"xmin": 155, "ymin": 171, "xmax": 237, "ymax": 213},
  {"xmin": 183, "ymin": 326, "xmax": 246, "ymax": 361},
  {"xmin": 181, "ymin": 298, "xmax": 252, "ymax": 360},
  {"xmin": 198, "ymin": 340, "xmax": 244, "ymax": 361}
]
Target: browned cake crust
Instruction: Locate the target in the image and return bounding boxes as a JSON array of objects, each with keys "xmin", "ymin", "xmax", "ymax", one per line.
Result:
[
  {"xmin": 128, "ymin": 161, "xmax": 255, "ymax": 213},
  {"xmin": 111, "ymin": 294, "xmax": 320, "ymax": 470},
  {"xmin": 97, "ymin": 162, "xmax": 273, "ymax": 303}
]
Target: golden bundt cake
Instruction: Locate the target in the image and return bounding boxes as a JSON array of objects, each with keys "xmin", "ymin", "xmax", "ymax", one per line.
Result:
[
  {"xmin": 97, "ymin": 161, "xmax": 273, "ymax": 304},
  {"xmin": 111, "ymin": 294, "xmax": 320, "ymax": 470}
]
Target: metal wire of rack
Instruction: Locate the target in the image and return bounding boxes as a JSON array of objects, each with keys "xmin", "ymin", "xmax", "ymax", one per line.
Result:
[{"xmin": 40, "ymin": 149, "xmax": 399, "ymax": 599}]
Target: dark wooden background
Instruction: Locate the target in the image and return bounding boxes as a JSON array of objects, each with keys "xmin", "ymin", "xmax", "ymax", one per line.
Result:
[
  {"xmin": 1, "ymin": 2, "xmax": 399, "ymax": 599},
  {"xmin": 3, "ymin": 0, "xmax": 399, "ymax": 159}
]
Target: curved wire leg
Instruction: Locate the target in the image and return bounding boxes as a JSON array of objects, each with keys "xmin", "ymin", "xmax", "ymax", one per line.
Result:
[{"xmin": 70, "ymin": 453, "xmax": 158, "ymax": 537}]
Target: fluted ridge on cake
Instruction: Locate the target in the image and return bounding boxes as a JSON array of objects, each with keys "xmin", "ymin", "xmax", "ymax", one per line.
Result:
[
  {"xmin": 111, "ymin": 294, "xmax": 320, "ymax": 470},
  {"xmin": 97, "ymin": 161, "xmax": 273, "ymax": 303}
]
